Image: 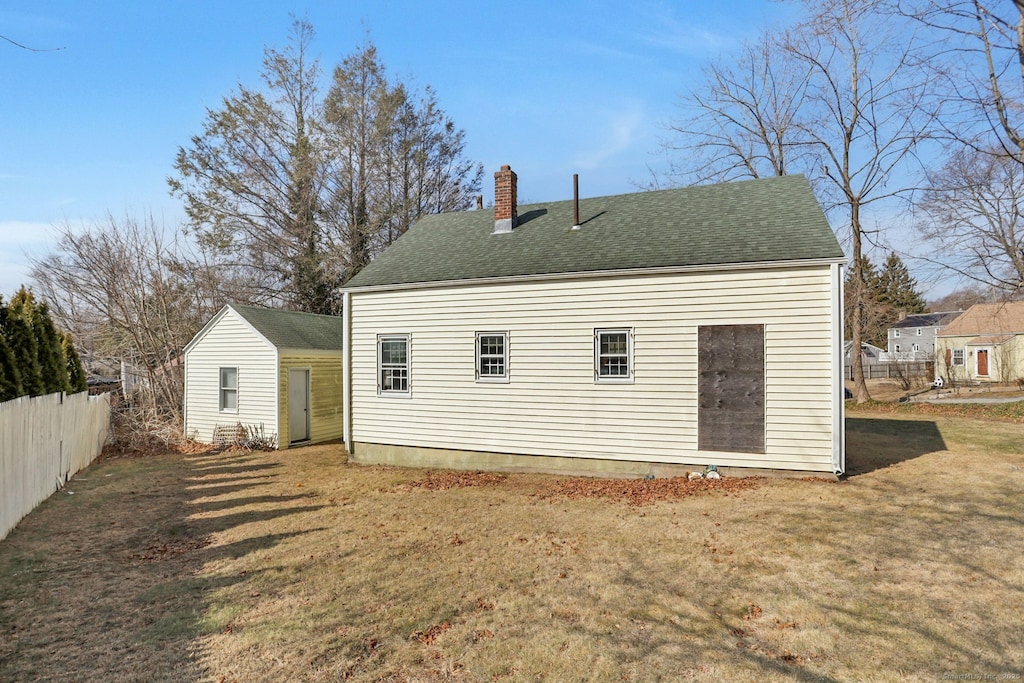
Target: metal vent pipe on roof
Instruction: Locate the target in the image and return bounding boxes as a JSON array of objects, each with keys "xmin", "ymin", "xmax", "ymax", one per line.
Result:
[{"xmin": 572, "ymin": 173, "xmax": 581, "ymax": 230}]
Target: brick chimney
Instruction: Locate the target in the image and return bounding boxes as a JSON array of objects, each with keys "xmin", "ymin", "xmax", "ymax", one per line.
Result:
[{"xmin": 493, "ymin": 165, "xmax": 517, "ymax": 234}]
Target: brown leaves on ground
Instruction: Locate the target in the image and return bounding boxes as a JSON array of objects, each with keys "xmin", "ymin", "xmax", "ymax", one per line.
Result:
[
  {"xmin": 411, "ymin": 621, "xmax": 452, "ymax": 645},
  {"xmin": 542, "ymin": 475, "xmax": 764, "ymax": 506},
  {"xmin": 393, "ymin": 468, "xmax": 764, "ymax": 505},
  {"xmin": 125, "ymin": 536, "xmax": 211, "ymax": 563},
  {"xmin": 400, "ymin": 470, "xmax": 508, "ymax": 490}
]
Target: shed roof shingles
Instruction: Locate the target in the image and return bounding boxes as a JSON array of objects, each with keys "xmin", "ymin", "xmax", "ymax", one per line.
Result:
[
  {"xmin": 344, "ymin": 175, "xmax": 843, "ymax": 290},
  {"xmin": 229, "ymin": 304, "xmax": 343, "ymax": 351}
]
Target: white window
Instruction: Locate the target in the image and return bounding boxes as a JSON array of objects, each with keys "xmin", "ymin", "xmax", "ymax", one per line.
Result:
[
  {"xmin": 912, "ymin": 343, "xmax": 920, "ymax": 352},
  {"xmin": 895, "ymin": 344, "xmax": 901, "ymax": 353},
  {"xmin": 916, "ymin": 328, "xmax": 923, "ymax": 336},
  {"xmin": 595, "ymin": 328, "xmax": 633, "ymax": 382},
  {"xmin": 476, "ymin": 332, "xmax": 509, "ymax": 382},
  {"xmin": 378, "ymin": 335, "xmax": 410, "ymax": 395},
  {"xmin": 219, "ymin": 367, "xmax": 238, "ymax": 412},
  {"xmin": 952, "ymin": 349, "xmax": 965, "ymax": 366},
  {"xmin": 894, "ymin": 329, "xmax": 901, "ymax": 338}
]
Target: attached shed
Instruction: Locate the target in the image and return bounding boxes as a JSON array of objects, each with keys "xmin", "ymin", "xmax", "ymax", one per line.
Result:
[
  {"xmin": 184, "ymin": 304, "xmax": 344, "ymax": 449},
  {"xmin": 340, "ymin": 169, "xmax": 847, "ymax": 476}
]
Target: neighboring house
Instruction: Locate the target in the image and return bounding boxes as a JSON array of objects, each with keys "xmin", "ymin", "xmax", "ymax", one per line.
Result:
[
  {"xmin": 184, "ymin": 304, "xmax": 344, "ymax": 449},
  {"xmin": 887, "ymin": 311, "xmax": 963, "ymax": 361},
  {"xmin": 843, "ymin": 341, "xmax": 887, "ymax": 366},
  {"xmin": 340, "ymin": 168, "xmax": 847, "ymax": 475},
  {"xmin": 935, "ymin": 302, "xmax": 1024, "ymax": 384}
]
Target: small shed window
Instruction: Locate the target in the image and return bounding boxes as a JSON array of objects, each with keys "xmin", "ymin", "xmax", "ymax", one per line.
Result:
[
  {"xmin": 595, "ymin": 328, "xmax": 633, "ymax": 382},
  {"xmin": 219, "ymin": 367, "xmax": 238, "ymax": 412},
  {"xmin": 894, "ymin": 330, "xmax": 901, "ymax": 338},
  {"xmin": 476, "ymin": 332, "xmax": 509, "ymax": 382},
  {"xmin": 378, "ymin": 335, "xmax": 410, "ymax": 395},
  {"xmin": 916, "ymin": 328, "xmax": 923, "ymax": 336}
]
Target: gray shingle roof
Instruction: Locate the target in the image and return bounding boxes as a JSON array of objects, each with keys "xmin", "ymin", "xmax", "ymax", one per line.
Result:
[
  {"xmin": 891, "ymin": 311, "xmax": 963, "ymax": 329},
  {"xmin": 344, "ymin": 175, "xmax": 843, "ymax": 290},
  {"xmin": 229, "ymin": 304, "xmax": 342, "ymax": 351}
]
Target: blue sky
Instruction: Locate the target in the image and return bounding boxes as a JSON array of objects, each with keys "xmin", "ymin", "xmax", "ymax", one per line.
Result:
[{"xmin": 0, "ymin": 1, "xmax": 802, "ymax": 297}]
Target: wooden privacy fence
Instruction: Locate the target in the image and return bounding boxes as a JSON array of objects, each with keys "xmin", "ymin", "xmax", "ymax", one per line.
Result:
[
  {"xmin": 0, "ymin": 391, "xmax": 111, "ymax": 541},
  {"xmin": 845, "ymin": 361, "xmax": 933, "ymax": 381}
]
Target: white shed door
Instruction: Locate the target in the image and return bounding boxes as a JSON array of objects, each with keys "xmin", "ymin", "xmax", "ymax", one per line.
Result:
[{"xmin": 288, "ymin": 369, "xmax": 310, "ymax": 443}]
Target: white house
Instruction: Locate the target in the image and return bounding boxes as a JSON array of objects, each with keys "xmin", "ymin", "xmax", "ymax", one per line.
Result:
[
  {"xmin": 184, "ymin": 304, "xmax": 344, "ymax": 449},
  {"xmin": 340, "ymin": 168, "xmax": 847, "ymax": 475}
]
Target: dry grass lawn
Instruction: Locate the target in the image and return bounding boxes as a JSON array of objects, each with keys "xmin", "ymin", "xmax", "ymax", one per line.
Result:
[{"xmin": 1, "ymin": 411, "xmax": 1023, "ymax": 682}]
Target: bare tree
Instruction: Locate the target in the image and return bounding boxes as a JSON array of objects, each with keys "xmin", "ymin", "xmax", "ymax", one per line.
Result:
[
  {"xmin": 30, "ymin": 215, "xmax": 225, "ymax": 443},
  {"xmin": 899, "ymin": 1, "xmax": 1024, "ymax": 295},
  {"xmin": 918, "ymin": 148, "xmax": 1024, "ymax": 291},
  {"xmin": 663, "ymin": 30, "xmax": 815, "ymax": 186},
  {"xmin": 170, "ymin": 18, "xmax": 340, "ymax": 313},
  {"xmin": 665, "ymin": 0, "xmax": 937, "ymax": 402}
]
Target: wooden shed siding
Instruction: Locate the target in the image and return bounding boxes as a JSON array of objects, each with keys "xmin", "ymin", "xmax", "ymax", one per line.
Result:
[
  {"xmin": 184, "ymin": 309, "xmax": 278, "ymax": 443},
  {"xmin": 277, "ymin": 351, "xmax": 345, "ymax": 448},
  {"xmin": 349, "ymin": 266, "xmax": 838, "ymax": 472}
]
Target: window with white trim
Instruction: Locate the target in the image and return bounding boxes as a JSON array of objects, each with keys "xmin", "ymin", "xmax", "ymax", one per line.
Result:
[
  {"xmin": 476, "ymin": 332, "xmax": 509, "ymax": 382},
  {"xmin": 378, "ymin": 335, "xmax": 410, "ymax": 395},
  {"xmin": 595, "ymin": 328, "xmax": 633, "ymax": 382},
  {"xmin": 916, "ymin": 328, "xmax": 923, "ymax": 336},
  {"xmin": 219, "ymin": 367, "xmax": 238, "ymax": 412},
  {"xmin": 952, "ymin": 348, "xmax": 965, "ymax": 366},
  {"xmin": 894, "ymin": 329, "xmax": 901, "ymax": 338},
  {"xmin": 895, "ymin": 344, "xmax": 901, "ymax": 353},
  {"xmin": 912, "ymin": 343, "xmax": 920, "ymax": 352}
]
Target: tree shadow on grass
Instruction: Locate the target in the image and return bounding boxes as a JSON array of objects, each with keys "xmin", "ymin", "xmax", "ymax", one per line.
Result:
[
  {"xmin": 845, "ymin": 417, "xmax": 947, "ymax": 476},
  {"xmin": 0, "ymin": 448, "xmax": 328, "ymax": 683}
]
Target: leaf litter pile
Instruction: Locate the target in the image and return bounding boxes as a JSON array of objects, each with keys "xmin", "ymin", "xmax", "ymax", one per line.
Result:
[
  {"xmin": 396, "ymin": 469, "xmax": 763, "ymax": 505},
  {"xmin": 543, "ymin": 474, "xmax": 764, "ymax": 506}
]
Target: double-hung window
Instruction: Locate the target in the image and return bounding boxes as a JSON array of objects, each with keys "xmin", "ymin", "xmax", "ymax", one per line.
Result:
[
  {"xmin": 595, "ymin": 328, "xmax": 633, "ymax": 382},
  {"xmin": 378, "ymin": 334, "xmax": 410, "ymax": 395},
  {"xmin": 219, "ymin": 367, "xmax": 238, "ymax": 412},
  {"xmin": 476, "ymin": 332, "xmax": 509, "ymax": 382},
  {"xmin": 952, "ymin": 348, "xmax": 965, "ymax": 366}
]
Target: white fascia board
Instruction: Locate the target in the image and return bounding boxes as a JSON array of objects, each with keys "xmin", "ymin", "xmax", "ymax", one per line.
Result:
[{"xmin": 341, "ymin": 257, "xmax": 847, "ymax": 295}]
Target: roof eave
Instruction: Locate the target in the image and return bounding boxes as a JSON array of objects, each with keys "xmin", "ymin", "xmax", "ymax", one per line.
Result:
[{"xmin": 342, "ymin": 256, "xmax": 847, "ymax": 295}]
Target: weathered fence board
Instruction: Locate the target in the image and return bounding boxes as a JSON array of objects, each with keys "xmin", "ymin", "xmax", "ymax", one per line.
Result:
[{"xmin": 0, "ymin": 391, "xmax": 110, "ymax": 541}]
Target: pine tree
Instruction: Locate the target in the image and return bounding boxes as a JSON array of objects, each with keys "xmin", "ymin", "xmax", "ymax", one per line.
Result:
[
  {"xmin": 62, "ymin": 331, "xmax": 88, "ymax": 393},
  {"xmin": 875, "ymin": 252, "xmax": 927, "ymax": 316}
]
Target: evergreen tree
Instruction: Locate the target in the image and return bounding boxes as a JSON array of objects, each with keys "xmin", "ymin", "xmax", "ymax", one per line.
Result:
[
  {"xmin": 61, "ymin": 331, "xmax": 88, "ymax": 393},
  {"xmin": 0, "ymin": 299, "xmax": 24, "ymax": 401},
  {"xmin": 9, "ymin": 287, "xmax": 70, "ymax": 395},
  {"xmin": 875, "ymin": 252, "xmax": 927, "ymax": 317},
  {"xmin": 33, "ymin": 302, "xmax": 71, "ymax": 394},
  {"xmin": 4, "ymin": 309, "xmax": 42, "ymax": 396}
]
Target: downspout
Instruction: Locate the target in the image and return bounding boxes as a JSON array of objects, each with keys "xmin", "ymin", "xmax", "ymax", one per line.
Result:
[
  {"xmin": 342, "ymin": 290, "xmax": 352, "ymax": 451},
  {"xmin": 831, "ymin": 262, "xmax": 846, "ymax": 475}
]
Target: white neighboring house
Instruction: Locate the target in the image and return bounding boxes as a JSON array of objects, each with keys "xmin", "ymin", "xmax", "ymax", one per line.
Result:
[
  {"xmin": 340, "ymin": 168, "xmax": 847, "ymax": 475},
  {"xmin": 886, "ymin": 311, "xmax": 963, "ymax": 361},
  {"xmin": 184, "ymin": 304, "xmax": 344, "ymax": 449}
]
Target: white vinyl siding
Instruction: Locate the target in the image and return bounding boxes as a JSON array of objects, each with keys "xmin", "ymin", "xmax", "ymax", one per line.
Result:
[
  {"xmin": 184, "ymin": 308, "xmax": 278, "ymax": 444},
  {"xmin": 349, "ymin": 265, "xmax": 838, "ymax": 472}
]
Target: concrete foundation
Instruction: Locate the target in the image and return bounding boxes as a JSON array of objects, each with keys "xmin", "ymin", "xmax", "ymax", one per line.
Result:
[{"xmin": 348, "ymin": 442, "xmax": 835, "ymax": 480}]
